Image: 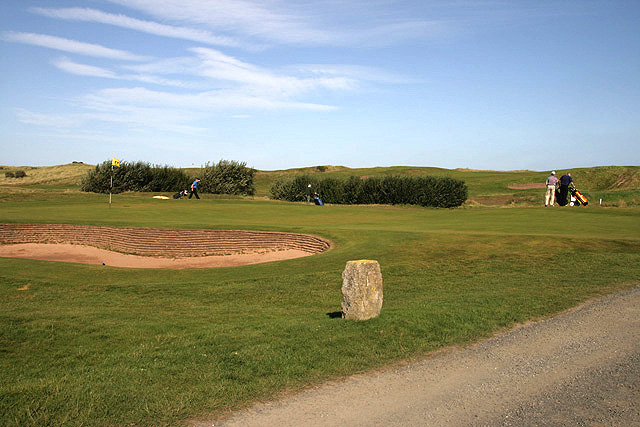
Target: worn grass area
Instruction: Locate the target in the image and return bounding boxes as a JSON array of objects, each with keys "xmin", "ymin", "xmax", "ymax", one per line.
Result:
[{"xmin": 1, "ymin": 194, "xmax": 639, "ymax": 426}]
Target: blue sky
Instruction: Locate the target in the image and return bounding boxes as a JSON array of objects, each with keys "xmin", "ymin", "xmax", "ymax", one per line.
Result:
[{"xmin": 1, "ymin": 1, "xmax": 639, "ymax": 170}]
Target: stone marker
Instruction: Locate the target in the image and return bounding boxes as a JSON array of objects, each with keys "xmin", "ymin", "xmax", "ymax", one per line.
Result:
[{"xmin": 341, "ymin": 260, "xmax": 383, "ymax": 320}]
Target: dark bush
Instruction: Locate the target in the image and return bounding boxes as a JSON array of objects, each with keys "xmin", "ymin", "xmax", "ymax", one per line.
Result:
[
  {"xmin": 81, "ymin": 160, "xmax": 191, "ymax": 193},
  {"xmin": 145, "ymin": 165, "xmax": 192, "ymax": 192},
  {"xmin": 199, "ymin": 160, "xmax": 255, "ymax": 195},
  {"xmin": 4, "ymin": 170, "xmax": 26, "ymax": 178},
  {"xmin": 270, "ymin": 174, "xmax": 321, "ymax": 202},
  {"xmin": 342, "ymin": 175, "xmax": 363, "ymax": 204},
  {"xmin": 270, "ymin": 174, "xmax": 467, "ymax": 208}
]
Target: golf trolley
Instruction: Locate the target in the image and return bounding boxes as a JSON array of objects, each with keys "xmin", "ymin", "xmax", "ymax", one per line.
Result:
[
  {"xmin": 555, "ymin": 185, "xmax": 588, "ymax": 207},
  {"xmin": 569, "ymin": 187, "xmax": 588, "ymax": 206}
]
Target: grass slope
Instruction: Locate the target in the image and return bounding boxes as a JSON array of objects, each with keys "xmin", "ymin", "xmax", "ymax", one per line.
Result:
[
  {"xmin": 1, "ymin": 193, "xmax": 639, "ymax": 426},
  {"xmin": 0, "ymin": 163, "xmax": 93, "ymax": 189}
]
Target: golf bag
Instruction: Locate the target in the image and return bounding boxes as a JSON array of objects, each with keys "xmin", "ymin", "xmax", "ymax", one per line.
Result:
[
  {"xmin": 569, "ymin": 187, "xmax": 588, "ymax": 206},
  {"xmin": 313, "ymin": 193, "xmax": 324, "ymax": 206},
  {"xmin": 173, "ymin": 189, "xmax": 188, "ymax": 199}
]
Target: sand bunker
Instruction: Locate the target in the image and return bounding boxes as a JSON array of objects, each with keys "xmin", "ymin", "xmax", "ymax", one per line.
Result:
[{"xmin": 0, "ymin": 224, "xmax": 331, "ymax": 269}]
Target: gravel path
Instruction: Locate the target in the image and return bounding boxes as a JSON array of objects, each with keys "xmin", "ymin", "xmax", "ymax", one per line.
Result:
[{"xmin": 205, "ymin": 286, "xmax": 640, "ymax": 426}]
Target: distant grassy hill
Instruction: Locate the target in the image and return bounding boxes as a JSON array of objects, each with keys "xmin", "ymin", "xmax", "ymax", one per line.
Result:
[
  {"xmin": 2, "ymin": 163, "xmax": 638, "ymax": 206},
  {"xmin": 0, "ymin": 162, "xmax": 93, "ymax": 189}
]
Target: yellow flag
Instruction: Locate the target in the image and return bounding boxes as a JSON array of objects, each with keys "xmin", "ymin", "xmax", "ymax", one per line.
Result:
[{"xmin": 112, "ymin": 158, "xmax": 121, "ymax": 167}]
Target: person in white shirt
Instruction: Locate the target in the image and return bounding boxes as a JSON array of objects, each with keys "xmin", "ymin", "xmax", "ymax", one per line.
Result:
[{"xmin": 545, "ymin": 171, "xmax": 559, "ymax": 206}]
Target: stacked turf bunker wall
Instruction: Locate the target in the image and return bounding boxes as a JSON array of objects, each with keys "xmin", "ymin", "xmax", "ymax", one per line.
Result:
[{"xmin": 0, "ymin": 224, "xmax": 331, "ymax": 257}]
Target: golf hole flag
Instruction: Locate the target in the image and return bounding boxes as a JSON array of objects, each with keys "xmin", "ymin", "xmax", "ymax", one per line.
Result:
[{"xmin": 112, "ymin": 158, "xmax": 121, "ymax": 167}]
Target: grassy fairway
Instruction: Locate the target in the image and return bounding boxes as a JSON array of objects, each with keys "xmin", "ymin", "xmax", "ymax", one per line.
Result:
[{"xmin": 1, "ymin": 194, "xmax": 640, "ymax": 426}]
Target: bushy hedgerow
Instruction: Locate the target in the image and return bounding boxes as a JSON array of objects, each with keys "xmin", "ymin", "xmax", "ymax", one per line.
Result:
[
  {"xmin": 270, "ymin": 174, "xmax": 467, "ymax": 208},
  {"xmin": 81, "ymin": 160, "xmax": 191, "ymax": 193},
  {"xmin": 199, "ymin": 160, "xmax": 255, "ymax": 195}
]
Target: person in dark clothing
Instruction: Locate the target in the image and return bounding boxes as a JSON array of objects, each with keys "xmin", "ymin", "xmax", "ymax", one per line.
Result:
[
  {"xmin": 558, "ymin": 173, "xmax": 573, "ymax": 206},
  {"xmin": 189, "ymin": 178, "xmax": 200, "ymax": 199}
]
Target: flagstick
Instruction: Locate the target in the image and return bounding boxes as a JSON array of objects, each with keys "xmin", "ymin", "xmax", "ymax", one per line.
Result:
[{"xmin": 109, "ymin": 164, "xmax": 113, "ymax": 208}]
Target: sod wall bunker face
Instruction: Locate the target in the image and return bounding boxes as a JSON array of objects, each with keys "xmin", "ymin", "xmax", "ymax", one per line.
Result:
[{"xmin": 0, "ymin": 224, "xmax": 332, "ymax": 267}]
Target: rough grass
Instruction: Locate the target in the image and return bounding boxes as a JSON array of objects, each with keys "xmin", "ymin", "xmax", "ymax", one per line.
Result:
[
  {"xmin": 0, "ymin": 163, "xmax": 93, "ymax": 188},
  {"xmin": 1, "ymin": 192, "xmax": 639, "ymax": 426}
]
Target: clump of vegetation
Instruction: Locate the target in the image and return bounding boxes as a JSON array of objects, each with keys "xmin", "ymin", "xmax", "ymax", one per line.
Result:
[
  {"xmin": 270, "ymin": 174, "xmax": 467, "ymax": 208},
  {"xmin": 81, "ymin": 160, "xmax": 191, "ymax": 193},
  {"xmin": 199, "ymin": 160, "xmax": 256, "ymax": 196},
  {"xmin": 4, "ymin": 170, "xmax": 27, "ymax": 178}
]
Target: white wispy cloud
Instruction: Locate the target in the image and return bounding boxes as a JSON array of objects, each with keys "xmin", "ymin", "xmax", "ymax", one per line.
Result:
[
  {"xmin": 124, "ymin": 48, "xmax": 358, "ymax": 97},
  {"xmin": 103, "ymin": 0, "xmax": 450, "ymax": 46},
  {"xmin": 52, "ymin": 58, "xmax": 118, "ymax": 78},
  {"xmin": 84, "ymin": 87, "xmax": 338, "ymax": 112},
  {"xmin": 2, "ymin": 31, "xmax": 148, "ymax": 61},
  {"xmin": 104, "ymin": 0, "xmax": 324, "ymax": 44},
  {"xmin": 288, "ymin": 64, "xmax": 419, "ymax": 84},
  {"xmin": 15, "ymin": 108, "xmax": 83, "ymax": 128},
  {"xmin": 52, "ymin": 57, "xmax": 199, "ymax": 88},
  {"xmin": 191, "ymin": 47, "xmax": 356, "ymax": 96},
  {"xmin": 30, "ymin": 7, "xmax": 245, "ymax": 49},
  {"xmin": 27, "ymin": 84, "xmax": 337, "ymax": 136}
]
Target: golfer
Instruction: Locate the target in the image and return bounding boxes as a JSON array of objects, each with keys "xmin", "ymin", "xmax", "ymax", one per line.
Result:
[
  {"xmin": 558, "ymin": 172, "xmax": 573, "ymax": 206},
  {"xmin": 545, "ymin": 171, "xmax": 558, "ymax": 206},
  {"xmin": 306, "ymin": 184, "xmax": 312, "ymax": 204},
  {"xmin": 189, "ymin": 178, "xmax": 200, "ymax": 199}
]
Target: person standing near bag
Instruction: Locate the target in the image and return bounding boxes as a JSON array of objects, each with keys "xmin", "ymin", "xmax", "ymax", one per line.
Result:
[
  {"xmin": 545, "ymin": 171, "xmax": 559, "ymax": 206},
  {"xmin": 189, "ymin": 178, "xmax": 200, "ymax": 199},
  {"xmin": 306, "ymin": 184, "xmax": 312, "ymax": 204},
  {"xmin": 558, "ymin": 172, "xmax": 573, "ymax": 206}
]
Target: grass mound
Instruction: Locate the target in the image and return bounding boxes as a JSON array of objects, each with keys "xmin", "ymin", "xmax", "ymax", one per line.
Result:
[{"xmin": 0, "ymin": 163, "xmax": 93, "ymax": 187}]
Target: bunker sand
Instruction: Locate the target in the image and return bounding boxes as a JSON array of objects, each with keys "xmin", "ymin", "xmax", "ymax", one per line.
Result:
[
  {"xmin": 0, "ymin": 243, "xmax": 313, "ymax": 268},
  {"xmin": 0, "ymin": 224, "xmax": 331, "ymax": 269}
]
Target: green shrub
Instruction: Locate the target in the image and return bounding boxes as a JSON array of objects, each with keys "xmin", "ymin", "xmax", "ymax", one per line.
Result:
[
  {"xmin": 199, "ymin": 160, "xmax": 255, "ymax": 195},
  {"xmin": 342, "ymin": 175, "xmax": 363, "ymax": 204},
  {"xmin": 13, "ymin": 170, "xmax": 27, "ymax": 178},
  {"xmin": 81, "ymin": 160, "xmax": 191, "ymax": 193},
  {"xmin": 145, "ymin": 165, "xmax": 192, "ymax": 192},
  {"xmin": 270, "ymin": 174, "xmax": 320, "ymax": 202},
  {"xmin": 269, "ymin": 174, "xmax": 467, "ymax": 207},
  {"xmin": 5, "ymin": 171, "xmax": 15, "ymax": 178}
]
